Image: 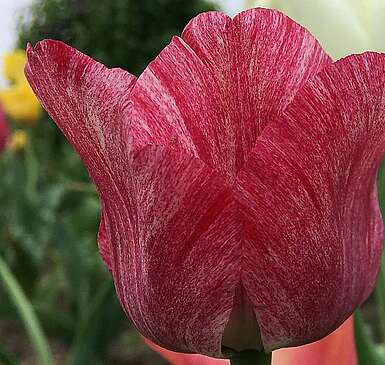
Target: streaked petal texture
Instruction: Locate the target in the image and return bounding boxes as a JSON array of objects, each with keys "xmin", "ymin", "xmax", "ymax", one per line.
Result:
[
  {"xmin": 25, "ymin": 40, "xmax": 137, "ymax": 190},
  {"xmin": 131, "ymin": 8, "xmax": 331, "ymax": 183},
  {"xmin": 25, "ymin": 8, "xmax": 385, "ymax": 359},
  {"xmin": 102, "ymin": 146, "xmax": 239, "ymax": 355},
  {"xmin": 26, "ymin": 38, "xmax": 244, "ymax": 353},
  {"xmin": 255, "ymin": 0, "xmax": 370, "ymax": 59},
  {"xmin": 235, "ymin": 52, "xmax": 385, "ymax": 349},
  {"xmin": 25, "ymin": 40, "xmax": 136, "ymax": 268}
]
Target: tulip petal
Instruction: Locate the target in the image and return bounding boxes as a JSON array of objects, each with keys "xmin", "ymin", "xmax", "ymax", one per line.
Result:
[
  {"xmin": 273, "ymin": 316, "xmax": 357, "ymax": 365},
  {"xmin": 24, "ymin": 39, "xmax": 242, "ymax": 356},
  {"xmin": 25, "ymin": 40, "xmax": 137, "ymax": 190},
  {"xmin": 145, "ymin": 316, "xmax": 357, "ymax": 365},
  {"xmin": 101, "ymin": 146, "xmax": 241, "ymax": 357},
  {"xmin": 130, "ymin": 9, "xmax": 331, "ymax": 183},
  {"xmin": 145, "ymin": 337, "xmax": 229, "ymax": 365},
  {"xmin": 25, "ymin": 41, "xmax": 137, "ymax": 270},
  {"xmin": 255, "ymin": 0, "xmax": 370, "ymax": 59},
  {"xmin": 235, "ymin": 52, "xmax": 385, "ymax": 350},
  {"xmin": 98, "ymin": 209, "xmax": 113, "ymax": 272}
]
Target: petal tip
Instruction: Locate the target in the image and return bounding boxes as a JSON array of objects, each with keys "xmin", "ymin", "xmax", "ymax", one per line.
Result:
[
  {"xmin": 25, "ymin": 39, "xmax": 62, "ymax": 76},
  {"xmin": 233, "ymin": 6, "xmax": 283, "ymax": 21},
  {"xmin": 181, "ymin": 10, "xmax": 232, "ymax": 37},
  {"xmin": 26, "ymin": 42, "xmax": 33, "ymax": 55}
]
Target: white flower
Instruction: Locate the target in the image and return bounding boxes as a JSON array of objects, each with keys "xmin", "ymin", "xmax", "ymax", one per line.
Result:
[{"xmin": 251, "ymin": 0, "xmax": 385, "ymax": 59}]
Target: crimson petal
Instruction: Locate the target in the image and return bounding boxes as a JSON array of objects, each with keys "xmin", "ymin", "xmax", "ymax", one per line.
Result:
[
  {"xmin": 235, "ymin": 52, "xmax": 385, "ymax": 350},
  {"xmin": 102, "ymin": 146, "xmax": 240, "ymax": 356},
  {"xmin": 25, "ymin": 40, "xmax": 136, "ymax": 189},
  {"xmin": 130, "ymin": 9, "xmax": 331, "ymax": 183},
  {"xmin": 25, "ymin": 40, "xmax": 136, "ymax": 269},
  {"xmin": 25, "ymin": 40, "xmax": 242, "ymax": 357}
]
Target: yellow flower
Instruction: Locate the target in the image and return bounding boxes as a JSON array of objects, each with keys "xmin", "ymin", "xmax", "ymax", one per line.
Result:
[
  {"xmin": 3, "ymin": 50, "xmax": 27, "ymax": 82},
  {"xmin": 0, "ymin": 82, "xmax": 41, "ymax": 123},
  {"xmin": 250, "ymin": 0, "xmax": 385, "ymax": 59},
  {"xmin": 9, "ymin": 130, "xmax": 28, "ymax": 151},
  {"xmin": 0, "ymin": 50, "xmax": 41, "ymax": 125}
]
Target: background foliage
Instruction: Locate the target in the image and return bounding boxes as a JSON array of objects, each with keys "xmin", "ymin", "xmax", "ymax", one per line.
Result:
[
  {"xmin": 18, "ymin": 0, "xmax": 216, "ymax": 75},
  {"xmin": 0, "ymin": 0, "xmax": 216, "ymax": 364}
]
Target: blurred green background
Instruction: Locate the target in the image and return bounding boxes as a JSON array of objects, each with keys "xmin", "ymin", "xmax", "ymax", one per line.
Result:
[{"xmin": 0, "ymin": 0, "xmax": 217, "ymax": 364}]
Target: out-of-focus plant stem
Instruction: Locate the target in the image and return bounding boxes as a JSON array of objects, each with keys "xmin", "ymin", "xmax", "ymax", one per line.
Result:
[
  {"xmin": 374, "ymin": 253, "xmax": 385, "ymax": 340},
  {"xmin": 0, "ymin": 256, "xmax": 55, "ymax": 365},
  {"xmin": 24, "ymin": 133, "xmax": 39, "ymax": 202},
  {"xmin": 67, "ymin": 278, "xmax": 114, "ymax": 365}
]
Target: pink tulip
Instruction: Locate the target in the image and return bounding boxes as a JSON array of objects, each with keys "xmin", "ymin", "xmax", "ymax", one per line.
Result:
[
  {"xmin": 272, "ymin": 317, "xmax": 357, "ymax": 365},
  {"xmin": 0, "ymin": 107, "xmax": 8, "ymax": 151},
  {"xmin": 25, "ymin": 8, "xmax": 385, "ymax": 358},
  {"xmin": 146, "ymin": 317, "xmax": 357, "ymax": 365}
]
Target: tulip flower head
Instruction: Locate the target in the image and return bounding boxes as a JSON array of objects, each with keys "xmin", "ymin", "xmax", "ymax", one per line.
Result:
[
  {"xmin": 0, "ymin": 50, "xmax": 41, "ymax": 124},
  {"xmin": 0, "ymin": 107, "xmax": 8, "ymax": 152},
  {"xmin": 25, "ymin": 8, "xmax": 385, "ymax": 359}
]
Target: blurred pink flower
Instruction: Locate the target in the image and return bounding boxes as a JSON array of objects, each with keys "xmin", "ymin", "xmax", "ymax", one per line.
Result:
[
  {"xmin": 272, "ymin": 317, "xmax": 357, "ymax": 365},
  {"xmin": 25, "ymin": 8, "xmax": 385, "ymax": 358},
  {"xmin": 0, "ymin": 107, "xmax": 8, "ymax": 151},
  {"xmin": 146, "ymin": 317, "xmax": 357, "ymax": 365}
]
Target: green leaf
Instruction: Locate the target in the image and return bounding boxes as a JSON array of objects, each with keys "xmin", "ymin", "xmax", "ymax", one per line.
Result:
[
  {"xmin": 67, "ymin": 279, "xmax": 125, "ymax": 365},
  {"xmin": 0, "ymin": 255, "xmax": 55, "ymax": 365}
]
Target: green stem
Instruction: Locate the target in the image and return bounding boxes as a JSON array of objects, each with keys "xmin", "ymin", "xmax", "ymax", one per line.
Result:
[
  {"xmin": 66, "ymin": 279, "xmax": 114, "ymax": 365},
  {"xmin": 229, "ymin": 350, "xmax": 271, "ymax": 365},
  {"xmin": 24, "ymin": 132, "xmax": 39, "ymax": 202},
  {"xmin": 0, "ymin": 256, "xmax": 54, "ymax": 365},
  {"xmin": 374, "ymin": 252, "xmax": 385, "ymax": 340}
]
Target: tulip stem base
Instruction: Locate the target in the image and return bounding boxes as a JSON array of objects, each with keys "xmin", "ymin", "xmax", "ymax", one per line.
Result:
[{"xmin": 229, "ymin": 350, "xmax": 271, "ymax": 365}]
